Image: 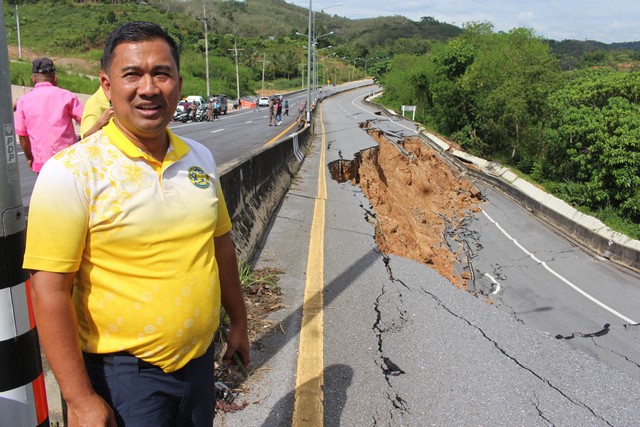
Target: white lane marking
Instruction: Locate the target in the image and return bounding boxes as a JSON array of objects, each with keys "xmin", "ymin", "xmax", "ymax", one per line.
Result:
[
  {"xmin": 210, "ymin": 129, "xmax": 224, "ymax": 134},
  {"xmin": 246, "ymin": 121, "xmax": 254, "ymax": 124},
  {"xmin": 484, "ymin": 273, "xmax": 501, "ymax": 295},
  {"xmin": 482, "ymin": 210, "xmax": 637, "ymax": 324}
]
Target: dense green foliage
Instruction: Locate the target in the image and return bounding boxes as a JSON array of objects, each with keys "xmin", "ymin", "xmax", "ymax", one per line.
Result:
[
  {"xmin": 379, "ymin": 23, "xmax": 640, "ymax": 237},
  {"xmin": 4, "ymin": 1, "xmax": 640, "ymax": 236},
  {"xmin": 542, "ymin": 70, "xmax": 640, "ymax": 222},
  {"xmin": 2, "ymin": 0, "xmax": 461, "ymax": 97},
  {"xmin": 549, "ymin": 39, "xmax": 640, "ymax": 70}
]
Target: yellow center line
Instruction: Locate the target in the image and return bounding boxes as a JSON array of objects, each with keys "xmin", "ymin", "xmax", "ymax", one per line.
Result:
[
  {"xmin": 292, "ymin": 106, "xmax": 326, "ymax": 426},
  {"xmin": 265, "ymin": 118, "xmax": 305, "ymax": 145}
]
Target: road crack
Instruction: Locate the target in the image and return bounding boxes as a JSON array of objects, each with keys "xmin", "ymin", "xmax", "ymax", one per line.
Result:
[
  {"xmin": 415, "ymin": 286, "xmax": 613, "ymax": 426},
  {"xmin": 371, "ymin": 255, "xmax": 411, "ymax": 423}
]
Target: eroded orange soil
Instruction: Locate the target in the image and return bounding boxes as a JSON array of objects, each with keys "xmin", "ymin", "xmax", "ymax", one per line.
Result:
[{"xmin": 329, "ymin": 128, "xmax": 483, "ymax": 288}]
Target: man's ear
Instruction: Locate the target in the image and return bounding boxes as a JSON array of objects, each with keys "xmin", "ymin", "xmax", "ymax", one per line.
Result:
[{"xmin": 99, "ymin": 70, "xmax": 111, "ymax": 102}]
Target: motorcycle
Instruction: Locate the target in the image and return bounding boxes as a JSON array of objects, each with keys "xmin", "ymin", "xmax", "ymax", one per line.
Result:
[
  {"xmin": 195, "ymin": 105, "xmax": 209, "ymax": 122},
  {"xmin": 173, "ymin": 110, "xmax": 191, "ymax": 123}
]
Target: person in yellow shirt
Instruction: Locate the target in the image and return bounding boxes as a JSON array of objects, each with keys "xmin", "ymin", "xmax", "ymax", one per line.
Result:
[
  {"xmin": 24, "ymin": 21, "xmax": 249, "ymax": 426},
  {"xmin": 79, "ymin": 84, "xmax": 113, "ymax": 138}
]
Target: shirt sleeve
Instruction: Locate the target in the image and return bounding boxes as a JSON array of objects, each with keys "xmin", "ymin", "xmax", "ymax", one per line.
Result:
[
  {"xmin": 23, "ymin": 160, "xmax": 89, "ymax": 273},
  {"xmin": 214, "ymin": 180, "xmax": 232, "ymax": 237},
  {"xmin": 79, "ymin": 94, "xmax": 100, "ymax": 138},
  {"xmin": 13, "ymin": 99, "xmax": 28, "ymax": 136},
  {"xmin": 70, "ymin": 94, "xmax": 85, "ymax": 125}
]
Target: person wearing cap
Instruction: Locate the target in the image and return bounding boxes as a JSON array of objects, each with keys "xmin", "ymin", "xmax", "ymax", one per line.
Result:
[
  {"xmin": 13, "ymin": 57, "xmax": 84, "ymax": 172},
  {"xmin": 24, "ymin": 22, "xmax": 249, "ymax": 426}
]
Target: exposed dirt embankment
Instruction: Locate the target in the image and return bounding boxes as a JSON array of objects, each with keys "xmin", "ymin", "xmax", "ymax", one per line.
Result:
[{"xmin": 329, "ymin": 129, "xmax": 483, "ymax": 288}]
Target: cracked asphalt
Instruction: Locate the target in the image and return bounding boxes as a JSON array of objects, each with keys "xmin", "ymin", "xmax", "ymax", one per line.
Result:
[{"xmin": 214, "ymin": 86, "xmax": 640, "ymax": 426}]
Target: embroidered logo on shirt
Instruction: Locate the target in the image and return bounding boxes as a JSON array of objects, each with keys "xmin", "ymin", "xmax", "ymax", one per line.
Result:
[{"xmin": 188, "ymin": 166, "xmax": 210, "ymax": 189}]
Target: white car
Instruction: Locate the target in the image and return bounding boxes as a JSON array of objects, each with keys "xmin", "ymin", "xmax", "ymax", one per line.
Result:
[{"xmin": 258, "ymin": 97, "xmax": 270, "ymax": 107}]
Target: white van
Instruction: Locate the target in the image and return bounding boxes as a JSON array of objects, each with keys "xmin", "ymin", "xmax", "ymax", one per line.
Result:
[{"xmin": 185, "ymin": 95, "xmax": 205, "ymax": 106}]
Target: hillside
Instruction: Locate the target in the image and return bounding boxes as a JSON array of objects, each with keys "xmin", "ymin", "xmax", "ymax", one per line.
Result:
[{"xmin": 3, "ymin": 1, "xmax": 637, "ymax": 93}]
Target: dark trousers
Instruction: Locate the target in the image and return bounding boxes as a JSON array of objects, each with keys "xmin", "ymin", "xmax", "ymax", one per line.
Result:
[{"xmin": 83, "ymin": 343, "xmax": 215, "ymax": 427}]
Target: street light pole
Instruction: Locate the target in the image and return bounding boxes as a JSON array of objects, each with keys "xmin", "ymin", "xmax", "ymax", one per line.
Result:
[
  {"xmin": 299, "ymin": 62, "xmax": 307, "ymax": 90},
  {"xmin": 228, "ymin": 39, "xmax": 243, "ymax": 105},
  {"xmin": 201, "ymin": 3, "xmax": 210, "ymax": 97},
  {"xmin": 260, "ymin": 54, "xmax": 269, "ymax": 97},
  {"xmin": 306, "ymin": 0, "xmax": 312, "ymax": 123}
]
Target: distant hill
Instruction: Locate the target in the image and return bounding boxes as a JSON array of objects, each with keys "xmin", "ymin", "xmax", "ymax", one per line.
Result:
[
  {"xmin": 3, "ymin": 0, "xmax": 636, "ymax": 79},
  {"xmin": 547, "ymin": 38, "xmax": 640, "ymax": 70}
]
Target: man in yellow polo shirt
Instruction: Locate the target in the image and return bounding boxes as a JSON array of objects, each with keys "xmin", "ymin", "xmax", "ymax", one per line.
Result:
[
  {"xmin": 24, "ymin": 21, "xmax": 249, "ymax": 426},
  {"xmin": 79, "ymin": 84, "xmax": 113, "ymax": 138}
]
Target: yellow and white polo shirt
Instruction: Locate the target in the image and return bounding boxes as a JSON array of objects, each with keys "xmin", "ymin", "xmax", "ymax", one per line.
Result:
[{"xmin": 24, "ymin": 121, "xmax": 232, "ymax": 373}]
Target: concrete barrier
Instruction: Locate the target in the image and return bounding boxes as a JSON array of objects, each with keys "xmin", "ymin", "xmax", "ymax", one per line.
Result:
[{"xmin": 219, "ymin": 123, "xmax": 313, "ymax": 262}]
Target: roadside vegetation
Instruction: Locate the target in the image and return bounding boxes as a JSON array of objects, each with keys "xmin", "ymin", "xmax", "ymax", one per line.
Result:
[
  {"xmin": 4, "ymin": 0, "xmax": 640, "ymax": 237},
  {"xmin": 378, "ymin": 23, "xmax": 640, "ymax": 238},
  {"xmin": 2, "ymin": 0, "xmax": 456, "ymax": 96}
]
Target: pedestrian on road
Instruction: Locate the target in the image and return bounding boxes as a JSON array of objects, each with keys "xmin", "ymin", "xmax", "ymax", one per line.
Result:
[
  {"xmin": 284, "ymin": 99, "xmax": 289, "ymax": 117},
  {"xmin": 24, "ymin": 21, "xmax": 250, "ymax": 427},
  {"xmin": 268, "ymin": 97, "xmax": 276, "ymax": 126},
  {"xmin": 190, "ymin": 100, "xmax": 198, "ymax": 121},
  {"xmin": 207, "ymin": 98, "xmax": 214, "ymax": 121},
  {"xmin": 14, "ymin": 57, "xmax": 84, "ymax": 173},
  {"xmin": 213, "ymin": 99, "xmax": 220, "ymax": 120},
  {"xmin": 275, "ymin": 99, "xmax": 282, "ymax": 125}
]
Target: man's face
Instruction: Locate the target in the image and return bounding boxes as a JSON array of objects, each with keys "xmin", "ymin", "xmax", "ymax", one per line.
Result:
[{"xmin": 101, "ymin": 39, "xmax": 182, "ymax": 143}]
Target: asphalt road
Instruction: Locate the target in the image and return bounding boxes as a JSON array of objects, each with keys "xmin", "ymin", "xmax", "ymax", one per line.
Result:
[
  {"xmin": 14, "ymin": 83, "xmax": 362, "ymax": 209},
  {"xmin": 217, "ymin": 85, "xmax": 640, "ymax": 426},
  {"xmin": 13, "ymin": 82, "xmax": 640, "ymax": 424},
  {"xmin": 328, "ymin": 88, "xmax": 640, "ymax": 383}
]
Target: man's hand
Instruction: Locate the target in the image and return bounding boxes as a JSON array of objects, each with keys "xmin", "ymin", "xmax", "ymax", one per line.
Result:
[
  {"xmin": 222, "ymin": 323, "xmax": 250, "ymax": 368},
  {"xmin": 215, "ymin": 232, "xmax": 251, "ymax": 370},
  {"xmin": 66, "ymin": 392, "xmax": 117, "ymax": 427}
]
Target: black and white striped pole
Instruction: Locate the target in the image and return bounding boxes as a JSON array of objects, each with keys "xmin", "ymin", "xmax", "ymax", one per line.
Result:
[{"xmin": 0, "ymin": 3, "xmax": 50, "ymax": 426}]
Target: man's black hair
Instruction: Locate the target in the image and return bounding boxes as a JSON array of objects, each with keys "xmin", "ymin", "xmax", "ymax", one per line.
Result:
[{"xmin": 101, "ymin": 21, "xmax": 180, "ymax": 72}]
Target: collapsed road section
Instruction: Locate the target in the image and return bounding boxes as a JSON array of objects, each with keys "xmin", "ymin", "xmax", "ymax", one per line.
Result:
[{"xmin": 328, "ymin": 122, "xmax": 484, "ymax": 289}]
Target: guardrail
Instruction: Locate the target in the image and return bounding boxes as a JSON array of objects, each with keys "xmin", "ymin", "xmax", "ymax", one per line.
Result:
[
  {"xmin": 363, "ymin": 96, "xmax": 640, "ymax": 274},
  {"xmin": 219, "ymin": 120, "xmax": 313, "ymax": 262}
]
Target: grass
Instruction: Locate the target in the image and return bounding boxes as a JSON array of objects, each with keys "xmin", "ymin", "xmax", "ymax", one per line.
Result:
[
  {"xmin": 238, "ymin": 261, "xmax": 282, "ymax": 294},
  {"xmin": 215, "ymin": 261, "xmax": 284, "ymax": 411},
  {"xmin": 10, "ymin": 60, "xmax": 100, "ymax": 94}
]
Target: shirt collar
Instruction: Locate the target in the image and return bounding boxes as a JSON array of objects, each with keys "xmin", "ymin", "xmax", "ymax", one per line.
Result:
[{"xmin": 102, "ymin": 120, "xmax": 190, "ymax": 161}]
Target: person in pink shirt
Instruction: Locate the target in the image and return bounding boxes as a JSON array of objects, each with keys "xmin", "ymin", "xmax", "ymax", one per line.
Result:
[{"xmin": 14, "ymin": 57, "xmax": 84, "ymax": 173}]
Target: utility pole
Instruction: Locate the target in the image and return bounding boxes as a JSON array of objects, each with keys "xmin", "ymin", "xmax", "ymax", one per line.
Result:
[
  {"xmin": 260, "ymin": 54, "xmax": 270, "ymax": 97},
  {"xmin": 201, "ymin": 2, "xmax": 210, "ymax": 97},
  {"xmin": 14, "ymin": 3, "xmax": 21, "ymax": 60},
  {"xmin": 228, "ymin": 39, "xmax": 244, "ymax": 105},
  {"xmin": 0, "ymin": 4, "xmax": 49, "ymax": 425},
  {"xmin": 299, "ymin": 63, "xmax": 306, "ymax": 90}
]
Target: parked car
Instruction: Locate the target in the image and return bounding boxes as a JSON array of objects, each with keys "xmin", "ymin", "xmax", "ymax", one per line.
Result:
[
  {"xmin": 258, "ymin": 97, "xmax": 270, "ymax": 107},
  {"xmin": 185, "ymin": 95, "xmax": 205, "ymax": 107},
  {"xmin": 175, "ymin": 100, "xmax": 187, "ymax": 114}
]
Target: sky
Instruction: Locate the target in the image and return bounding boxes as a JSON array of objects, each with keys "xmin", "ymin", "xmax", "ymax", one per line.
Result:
[{"xmin": 292, "ymin": 0, "xmax": 640, "ymax": 44}]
